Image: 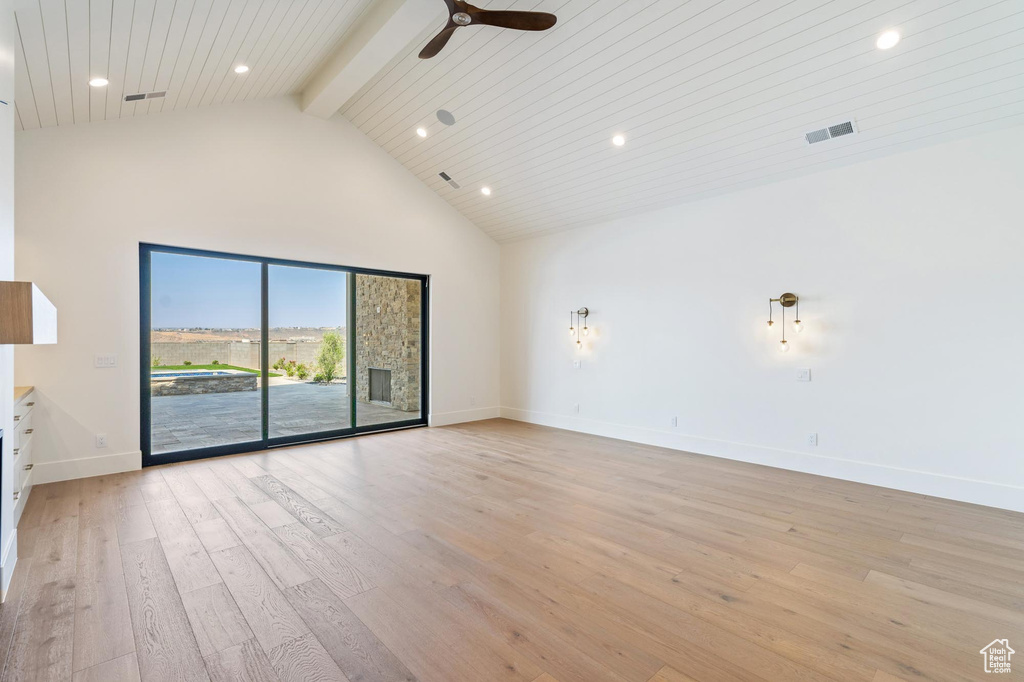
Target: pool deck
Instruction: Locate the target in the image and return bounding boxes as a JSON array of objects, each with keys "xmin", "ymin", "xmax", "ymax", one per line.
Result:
[{"xmin": 151, "ymin": 382, "xmax": 414, "ymax": 454}]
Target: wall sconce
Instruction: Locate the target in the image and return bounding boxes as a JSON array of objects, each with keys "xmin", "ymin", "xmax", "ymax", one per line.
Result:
[
  {"xmin": 568, "ymin": 307, "xmax": 590, "ymax": 351},
  {"xmin": 767, "ymin": 293, "xmax": 801, "ymax": 353}
]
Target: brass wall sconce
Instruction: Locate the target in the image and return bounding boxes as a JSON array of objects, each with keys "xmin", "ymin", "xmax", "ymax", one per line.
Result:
[
  {"xmin": 767, "ymin": 293, "xmax": 802, "ymax": 353},
  {"xmin": 568, "ymin": 307, "xmax": 590, "ymax": 351}
]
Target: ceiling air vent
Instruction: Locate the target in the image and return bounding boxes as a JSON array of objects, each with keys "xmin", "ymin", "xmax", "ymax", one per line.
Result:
[
  {"xmin": 805, "ymin": 119, "xmax": 857, "ymax": 145},
  {"xmin": 438, "ymin": 171, "xmax": 460, "ymax": 190},
  {"xmin": 124, "ymin": 91, "xmax": 166, "ymax": 102}
]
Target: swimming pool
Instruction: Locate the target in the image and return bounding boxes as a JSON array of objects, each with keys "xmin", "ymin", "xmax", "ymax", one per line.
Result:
[{"xmin": 151, "ymin": 369, "xmax": 258, "ymax": 396}]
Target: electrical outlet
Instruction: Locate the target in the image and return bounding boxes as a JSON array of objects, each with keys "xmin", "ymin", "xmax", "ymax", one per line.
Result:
[
  {"xmin": 671, "ymin": 416, "xmax": 678, "ymax": 427},
  {"xmin": 469, "ymin": 396, "xmax": 478, "ymax": 407},
  {"xmin": 797, "ymin": 368, "xmax": 812, "ymax": 382},
  {"xmin": 573, "ymin": 403, "xmax": 580, "ymax": 415},
  {"xmin": 95, "ymin": 354, "xmax": 118, "ymax": 368},
  {"xmin": 573, "ymin": 360, "xmax": 581, "ymax": 369},
  {"xmin": 95, "ymin": 434, "xmax": 108, "ymax": 448},
  {"xmin": 807, "ymin": 432, "xmax": 818, "ymax": 446}
]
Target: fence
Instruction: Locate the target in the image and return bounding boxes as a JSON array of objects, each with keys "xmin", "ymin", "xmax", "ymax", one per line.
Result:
[{"xmin": 151, "ymin": 341, "xmax": 322, "ymax": 370}]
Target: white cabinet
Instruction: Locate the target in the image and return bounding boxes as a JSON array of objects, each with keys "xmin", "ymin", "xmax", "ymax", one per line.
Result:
[{"xmin": 12, "ymin": 387, "xmax": 35, "ymax": 523}]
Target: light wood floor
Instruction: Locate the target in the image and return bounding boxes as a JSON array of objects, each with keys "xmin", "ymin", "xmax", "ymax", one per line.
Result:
[{"xmin": 0, "ymin": 419, "xmax": 1021, "ymax": 682}]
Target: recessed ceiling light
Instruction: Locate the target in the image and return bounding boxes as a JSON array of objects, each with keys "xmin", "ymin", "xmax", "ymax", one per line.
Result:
[
  {"xmin": 89, "ymin": 77, "xmax": 109, "ymax": 87},
  {"xmin": 612, "ymin": 134, "xmax": 626, "ymax": 147},
  {"xmin": 876, "ymin": 30, "xmax": 900, "ymax": 50},
  {"xmin": 234, "ymin": 65, "xmax": 250, "ymax": 74},
  {"xmin": 416, "ymin": 128, "xmax": 428, "ymax": 138},
  {"xmin": 481, "ymin": 187, "xmax": 492, "ymax": 196}
]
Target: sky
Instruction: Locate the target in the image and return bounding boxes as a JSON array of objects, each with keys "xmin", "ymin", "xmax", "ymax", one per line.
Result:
[{"xmin": 151, "ymin": 252, "xmax": 347, "ymax": 328}]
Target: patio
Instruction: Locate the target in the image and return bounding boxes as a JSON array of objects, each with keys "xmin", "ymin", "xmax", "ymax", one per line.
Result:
[{"xmin": 150, "ymin": 381, "xmax": 414, "ymax": 454}]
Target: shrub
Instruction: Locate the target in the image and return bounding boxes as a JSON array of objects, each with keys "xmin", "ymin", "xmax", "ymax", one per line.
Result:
[
  {"xmin": 183, "ymin": 360, "xmax": 192, "ymax": 366},
  {"xmin": 286, "ymin": 364, "xmax": 296, "ymax": 377},
  {"xmin": 314, "ymin": 331, "xmax": 344, "ymax": 383},
  {"xmin": 296, "ymin": 363, "xmax": 310, "ymax": 380},
  {"xmin": 211, "ymin": 360, "xmax": 220, "ymax": 365},
  {"xmin": 151, "ymin": 356, "xmax": 162, "ymax": 367},
  {"xmin": 272, "ymin": 357, "xmax": 286, "ymax": 370},
  {"xmin": 313, "ymin": 372, "xmax": 327, "ymax": 383}
]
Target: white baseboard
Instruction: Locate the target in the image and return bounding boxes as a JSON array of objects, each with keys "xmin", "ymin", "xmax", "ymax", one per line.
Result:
[
  {"xmin": 1, "ymin": 529, "xmax": 17, "ymax": 602},
  {"xmin": 500, "ymin": 407, "xmax": 1024, "ymax": 514},
  {"xmin": 429, "ymin": 406, "xmax": 501, "ymax": 427},
  {"xmin": 33, "ymin": 450, "xmax": 142, "ymax": 485}
]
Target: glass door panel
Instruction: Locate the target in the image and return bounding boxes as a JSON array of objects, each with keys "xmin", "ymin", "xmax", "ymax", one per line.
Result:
[
  {"xmin": 142, "ymin": 244, "xmax": 428, "ymax": 465},
  {"xmin": 267, "ymin": 265, "xmax": 349, "ymax": 439},
  {"xmin": 149, "ymin": 252, "xmax": 263, "ymax": 455},
  {"xmin": 354, "ymin": 273, "xmax": 423, "ymax": 427}
]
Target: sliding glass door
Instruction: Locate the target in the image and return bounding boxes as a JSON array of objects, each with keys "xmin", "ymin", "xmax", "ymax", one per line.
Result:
[
  {"xmin": 147, "ymin": 251, "xmax": 263, "ymax": 454},
  {"xmin": 141, "ymin": 245, "xmax": 428, "ymax": 465},
  {"xmin": 354, "ymin": 273, "xmax": 423, "ymax": 426},
  {"xmin": 267, "ymin": 264, "xmax": 350, "ymax": 438}
]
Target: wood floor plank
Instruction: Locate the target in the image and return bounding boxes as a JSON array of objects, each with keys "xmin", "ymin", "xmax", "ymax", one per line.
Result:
[
  {"xmin": 2, "ymin": 518, "xmax": 78, "ymax": 682},
  {"xmin": 646, "ymin": 666, "xmax": 699, "ymax": 682},
  {"xmin": 73, "ymin": 521, "xmax": 135, "ymax": 672},
  {"xmin": 344, "ymin": 587, "xmax": 486, "ymax": 682},
  {"xmin": 116, "ymin": 499, "xmax": 158, "ymax": 546},
  {"xmin": 272, "ymin": 524, "xmax": 373, "ymax": 599},
  {"xmin": 193, "ymin": 518, "xmax": 241, "ymax": 555},
  {"xmin": 146, "ymin": 497, "xmax": 222, "ymax": 594},
  {"xmin": 266, "ymin": 633, "xmax": 350, "ymax": 682},
  {"xmin": 121, "ymin": 538, "xmax": 210, "ymax": 682},
  {"xmin": 71, "ymin": 652, "xmax": 142, "ymax": 682},
  {"xmin": 203, "ymin": 639, "xmax": 279, "ymax": 682},
  {"xmin": 248, "ymin": 501, "xmax": 298, "ymax": 529},
  {"xmin": 180, "ymin": 583, "xmax": 253, "ymax": 657},
  {"xmin": 161, "ymin": 467, "xmax": 221, "ymax": 526},
  {"xmin": 207, "ymin": 546, "xmax": 309, "ymax": 652},
  {"xmin": 213, "ymin": 498, "xmax": 312, "ymax": 590},
  {"xmin": 208, "ymin": 461, "xmax": 270, "ymax": 505},
  {"xmin": 185, "ymin": 465, "xmax": 237, "ymax": 503},
  {"xmin": 284, "ymin": 579, "xmax": 416, "ymax": 682},
  {"xmin": 252, "ymin": 476, "xmax": 345, "ymax": 536}
]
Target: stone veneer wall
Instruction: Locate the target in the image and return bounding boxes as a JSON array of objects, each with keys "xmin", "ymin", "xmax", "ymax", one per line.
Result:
[{"xmin": 355, "ymin": 275, "xmax": 421, "ymax": 412}]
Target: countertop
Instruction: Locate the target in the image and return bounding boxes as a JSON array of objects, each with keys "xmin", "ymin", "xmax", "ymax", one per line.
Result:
[{"xmin": 14, "ymin": 385, "xmax": 33, "ymax": 403}]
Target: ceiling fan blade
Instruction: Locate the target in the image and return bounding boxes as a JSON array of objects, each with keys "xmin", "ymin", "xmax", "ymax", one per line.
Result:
[
  {"xmin": 419, "ymin": 24, "xmax": 459, "ymax": 59},
  {"xmin": 470, "ymin": 10, "xmax": 557, "ymax": 31}
]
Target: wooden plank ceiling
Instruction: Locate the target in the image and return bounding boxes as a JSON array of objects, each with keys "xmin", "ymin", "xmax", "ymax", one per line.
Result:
[
  {"xmin": 14, "ymin": 0, "xmax": 1024, "ymax": 241},
  {"xmin": 12, "ymin": 0, "xmax": 374, "ymax": 130},
  {"xmin": 343, "ymin": 0, "xmax": 1024, "ymax": 241}
]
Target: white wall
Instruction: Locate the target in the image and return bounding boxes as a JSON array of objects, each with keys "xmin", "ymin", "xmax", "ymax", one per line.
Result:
[
  {"xmin": 14, "ymin": 96, "xmax": 500, "ymax": 482},
  {"xmin": 0, "ymin": 0, "xmax": 17, "ymax": 596},
  {"xmin": 501, "ymin": 126, "xmax": 1024, "ymax": 512}
]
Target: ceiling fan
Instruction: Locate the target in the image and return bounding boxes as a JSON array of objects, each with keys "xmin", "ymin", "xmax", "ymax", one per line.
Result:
[{"xmin": 419, "ymin": 0, "xmax": 557, "ymax": 59}]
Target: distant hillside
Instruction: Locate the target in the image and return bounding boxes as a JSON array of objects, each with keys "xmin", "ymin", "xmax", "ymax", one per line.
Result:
[{"xmin": 152, "ymin": 327, "xmax": 344, "ymax": 343}]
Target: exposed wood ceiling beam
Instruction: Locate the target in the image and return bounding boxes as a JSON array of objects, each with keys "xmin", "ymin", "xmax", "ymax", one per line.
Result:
[{"xmin": 301, "ymin": 0, "xmax": 443, "ymax": 120}]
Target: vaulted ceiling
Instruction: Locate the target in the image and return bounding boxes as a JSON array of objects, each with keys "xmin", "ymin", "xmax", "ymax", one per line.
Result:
[
  {"xmin": 14, "ymin": 0, "xmax": 1024, "ymax": 242},
  {"xmin": 12, "ymin": 0, "xmax": 374, "ymax": 129}
]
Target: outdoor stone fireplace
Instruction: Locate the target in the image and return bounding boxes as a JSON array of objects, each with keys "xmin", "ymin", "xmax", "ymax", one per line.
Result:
[{"xmin": 355, "ymin": 274, "xmax": 421, "ymax": 413}]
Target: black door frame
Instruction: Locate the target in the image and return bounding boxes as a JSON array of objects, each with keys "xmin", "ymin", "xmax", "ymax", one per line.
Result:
[{"xmin": 139, "ymin": 243, "xmax": 430, "ymax": 466}]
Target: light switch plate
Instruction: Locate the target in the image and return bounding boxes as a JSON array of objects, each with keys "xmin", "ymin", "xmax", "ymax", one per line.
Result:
[
  {"xmin": 95, "ymin": 354, "xmax": 118, "ymax": 368},
  {"xmin": 797, "ymin": 368, "xmax": 811, "ymax": 382},
  {"xmin": 573, "ymin": 360, "xmax": 581, "ymax": 369}
]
